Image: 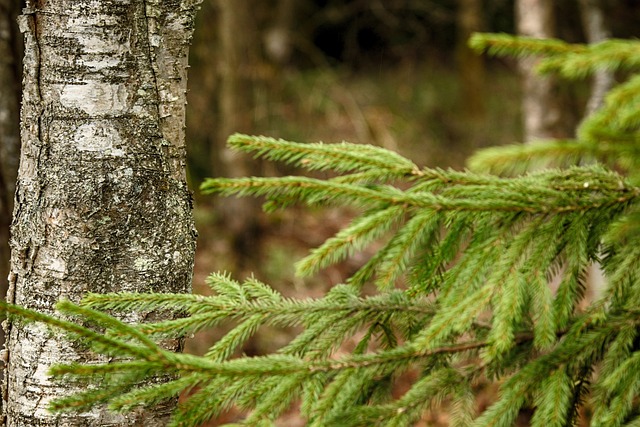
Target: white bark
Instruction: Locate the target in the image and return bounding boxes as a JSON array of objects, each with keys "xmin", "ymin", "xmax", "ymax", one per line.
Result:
[
  {"xmin": 579, "ymin": 0, "xmax": 612, "ymax": 303},
  {"xmin": 516, "ymin": 0, "xmax": 566, "ymax": 141},
  {"xmin": 4, "ymin": 1, "xmax": 200, "ymax": 425},
  {"xmin": 579, "ymin": 0, "xmax": 614, "ymax": 115}
]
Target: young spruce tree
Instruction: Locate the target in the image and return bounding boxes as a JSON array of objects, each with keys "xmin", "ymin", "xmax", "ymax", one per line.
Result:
[{"xmin": 3, "ymin": 34, "xmax": 640, "ymax": 426}]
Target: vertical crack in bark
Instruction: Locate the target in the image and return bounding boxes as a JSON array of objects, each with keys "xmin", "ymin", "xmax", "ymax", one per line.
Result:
[
  {"xmin": 2, "ymin": 4, "xmax": 45, "ymax": 421},
  {"xmin": 140, "ymin": 0, "xmax": 165, "ymax": 151}
]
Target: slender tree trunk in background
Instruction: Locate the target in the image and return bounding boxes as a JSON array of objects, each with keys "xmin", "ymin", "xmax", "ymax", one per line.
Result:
[
  {"xmin": 186, "ymin": 1, "xmax": 219, "ymax": 180},
  {"xmin": 579, "ymin": 0, "xmax": 614, "ymax": 115},
  {"xmin": 516, "ymin": 0, "xmax": 568, "ymax": 141},
  {"xmin": 217, "ymin": 0, "xmax": 262, "ymax": 269},
  {"xmin": 579, "ymin": 0, "xmax": 612, "ymax": 303},
  {"xmin": 4, "ymin": 0, "xmax": 199, "ymax": 425},
  {"xmin": 0, "ymin": 0, "xmax": 21, "ymax": 358},
  {"xmin": 456, "ymin": 0, "xmax": 485, "ymax": 119},
  {"xmin": 0, "ymin": 0, "xmax": 21, "ymax": 204},
  {"xmin": 265, "ymin": 0, "xmax": 297, "ymax": 65}
]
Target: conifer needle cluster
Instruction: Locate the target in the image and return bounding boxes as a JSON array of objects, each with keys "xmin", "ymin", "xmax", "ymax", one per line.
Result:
[{"xmin": 4, "ymin": 34, "xmax": 640, "ymax": 426}]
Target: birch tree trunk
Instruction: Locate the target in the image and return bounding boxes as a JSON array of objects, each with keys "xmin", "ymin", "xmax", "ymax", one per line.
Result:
[
  {"xmin": 579, "ymin": 0, "xmax": 612, "ymax": 303},
  {"xmin": 216, "ymin": 0, "xmax": 262, "ymax": 270},
  {"xmin": 516, "ymin": 0, "xmax": 568, "ymax": 141},
  {"xmin": 578, "ymin": 0, "xmax": 614, "ymax": 115},
  {"xmin": 4, "ymin": 0, "xmax": 199, "ymax": 425}
]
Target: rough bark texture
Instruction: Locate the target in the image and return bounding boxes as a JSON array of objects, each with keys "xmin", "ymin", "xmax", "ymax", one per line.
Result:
[
  {"xmin": 516, "ymin": 0, "xmax": 568, "ymax": 141},
  {"xmin": 4, "ymin": 0, "xmax": 199, "ymax": 425}
]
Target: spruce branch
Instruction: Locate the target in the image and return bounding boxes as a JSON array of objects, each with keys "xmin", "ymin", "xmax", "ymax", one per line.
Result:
[
  {"xmin": 468, "ymin": 140, "xmax": 597, "ymax": 175},
  {"xmin": 469, "ymin": 33, "xmax": 580, "ymax": 58},
  {"xmin": 374, "ymin": 209, "xmax": 441, "ymax": 290},
  {"xmin": 80, "ymin": 282, "xmax": 436, "ymax": 338},
  {"xmin": 56, "ymin": 300, "xmax": 164, "ymax": 355},
  {"xmin": 227, "ymin": 133, "xmax": 421, "ymax": 177},
  {"xmin": 471, "ymin": 34, "xmax": 640, "ymax": 78},
  {"xmin": 295, "ymin": 205, "xmax": 406, "ymax": 277},
  {"xmin": 108, "ymin": 374, "xmax": 204, "ymax": 412},
  {"xmin": 531, "ymin": 367, "xmax": 573, "ymax": 427},
  {"xmin": 43, "ymin": 298, "xmax": 550, "ymax": 375},
  {"xmin": 6, "ymin": 31, "xmax": 640, "ymax": 426},
  {"xmin": 0, "ymin": 301, "xmax": 152, "ymax": 360},
  {"xmin": 49, "ymin": 361, "xmax": 165, "ymax": 380},
  {"xmin": 579, "ymin": 74, "xmax": 640, "ymax": 149},
  {"xmin": 536, "ymin": 39, "xmax": 640, "ymax": 78},
  {"xmin": 202, "ymin": 168, "xmax": 640, "ymax": 214}
]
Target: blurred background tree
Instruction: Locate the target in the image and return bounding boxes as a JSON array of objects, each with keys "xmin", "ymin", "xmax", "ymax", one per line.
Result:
[
  {"xmin": 180, "ymin": 3, "xmax": 639, "ymax": 423},
  {"xmin": 516, "ymin": 0, "xmax": 570, "ymax": 141},
  {"xmin": 1, "ymin": 0, "xmax": 639, "ymax": 424},
  {"xmin": 185, "ymin": 0, "xmax": 640, "ymax": 282}
]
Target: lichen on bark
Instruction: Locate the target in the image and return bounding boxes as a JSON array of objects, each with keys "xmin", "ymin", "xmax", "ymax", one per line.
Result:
[{"xmin": 4, "ymin": 1, "xmax": 200, "ymax": 425}]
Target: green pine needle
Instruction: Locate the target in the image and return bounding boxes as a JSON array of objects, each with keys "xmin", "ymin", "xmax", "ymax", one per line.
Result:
[{"xmin": 5, "ymin": 31, "xmax": 640, "ymax": 426}]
